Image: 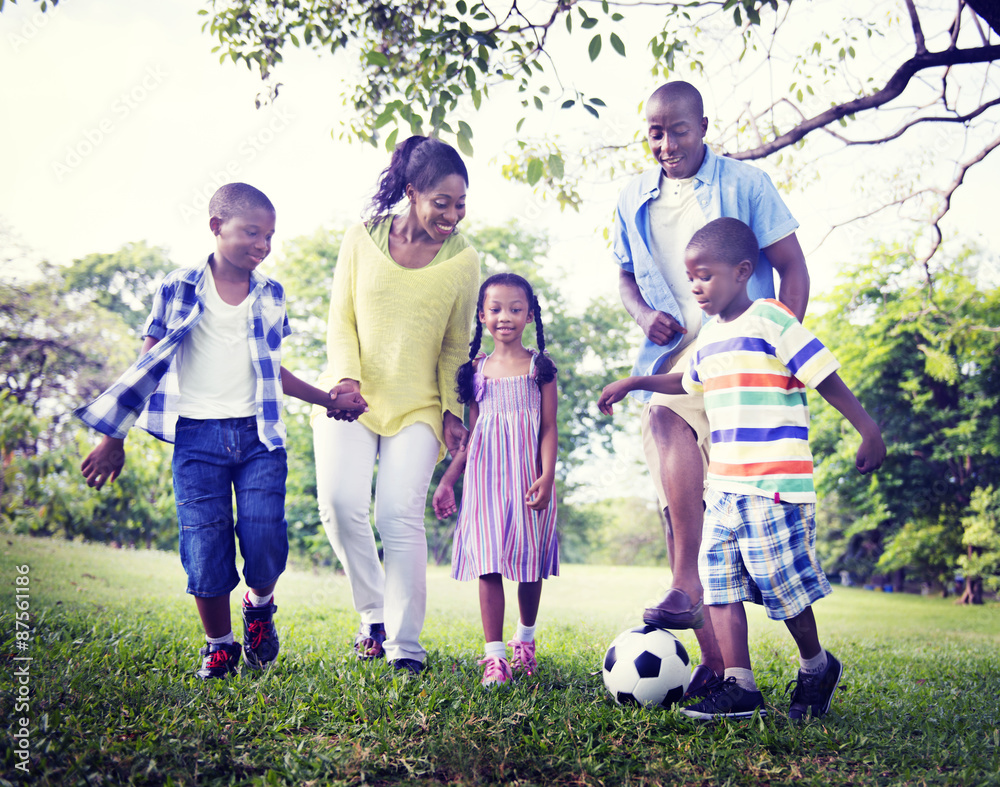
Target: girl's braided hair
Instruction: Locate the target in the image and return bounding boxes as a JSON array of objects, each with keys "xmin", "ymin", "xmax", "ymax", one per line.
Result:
[
  {"xmin": 456, "ymin": 273, "xmax": 557, "ymax": 404},
  {"xmin": 365, "ymin": 135, "xmax": 469, "ymax": 227}
]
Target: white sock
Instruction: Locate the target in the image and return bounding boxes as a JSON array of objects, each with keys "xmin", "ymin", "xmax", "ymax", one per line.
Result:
[
  {"xmin": 800, "ymin": 649, "xmax": 829, "ymax": 674},
  {"xmin": 515, "ymin": 621, "xmax": 536, "ymax": 643},
  {"xmin": 206, "ymin": 631, "xmax": 235, "ymax": 647},
  {"xmin": 724, "ymin": 667, "xmax": 758, "ymax": 693},
  {"xmin": 246, "ymin": 590, "xmax": 273, "ymax": 607},
  {"xmin": 484, "ymin": 641, "xmax": 506, "ymax": 660}
]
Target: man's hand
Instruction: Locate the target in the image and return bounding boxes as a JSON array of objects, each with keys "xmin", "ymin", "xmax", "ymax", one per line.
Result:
[
  {"xmin": 638, "ymin": 310, "xmax": 686, "ymax": 346},
  {"xmin": 81, "ymin": 436, "xmax": 126, "ymax": 490}
]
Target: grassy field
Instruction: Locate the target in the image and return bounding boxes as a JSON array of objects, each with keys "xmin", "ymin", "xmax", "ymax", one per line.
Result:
[{"xmin": 1, "ymin": 534, "xmax": 998, "ymax": 786}]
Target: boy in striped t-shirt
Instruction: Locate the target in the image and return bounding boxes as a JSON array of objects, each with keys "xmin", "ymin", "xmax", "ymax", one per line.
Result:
[{"xmin": 599, "ymin": 217, "xmax": 885, "ymax": 721}]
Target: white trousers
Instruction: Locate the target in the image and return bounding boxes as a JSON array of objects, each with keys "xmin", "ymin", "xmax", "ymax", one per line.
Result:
[{"xmin": 313, "ymin": 417, "xmax": 440, "ymax": 662}]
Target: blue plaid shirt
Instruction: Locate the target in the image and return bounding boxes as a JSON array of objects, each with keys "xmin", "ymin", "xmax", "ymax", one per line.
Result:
[{"xmin": 75, "ymin": 258, "xmax": 293, "ymax": 450}]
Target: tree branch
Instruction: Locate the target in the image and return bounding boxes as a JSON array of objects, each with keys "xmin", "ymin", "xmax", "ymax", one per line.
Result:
[
  {"xmin": 727, "ymin": 45, "xmax": 1000, "ymax": 161},
  {"xmin": 904, "ymin": 0, "xmax": 928, "ymax": 53},
  {"xmin": 916, "ymin": 132, "xmax": 1000, "ymax": 278}
]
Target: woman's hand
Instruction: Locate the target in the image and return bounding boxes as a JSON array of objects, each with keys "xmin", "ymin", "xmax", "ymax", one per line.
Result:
[
  {"xmin": 327, "ymin": 379, "xmax": 364, "ymax": 422},
  {"xmin": 443, "ymin": 410, "xmax": 468, "ymax": 455}
]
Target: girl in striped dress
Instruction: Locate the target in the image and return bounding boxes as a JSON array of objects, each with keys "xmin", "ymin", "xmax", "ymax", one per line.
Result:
[{"xmin": 433, "ymin": 273, "xmax": 559, "ymax": 686}]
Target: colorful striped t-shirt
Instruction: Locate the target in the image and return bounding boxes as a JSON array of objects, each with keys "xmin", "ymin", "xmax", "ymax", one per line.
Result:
[{"xmin": 681, "ymin": 299, "xmax": 840, "ymax": 503}]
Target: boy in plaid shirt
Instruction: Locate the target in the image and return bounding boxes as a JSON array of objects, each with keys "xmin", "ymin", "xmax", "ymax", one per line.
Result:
[
  {"xmin": 600, "ymin": 218, "xmax": 885, "ymax": 720},
  {"xmin": 77, "ymin": 183, "xmax": 364, "ymax": 679}
]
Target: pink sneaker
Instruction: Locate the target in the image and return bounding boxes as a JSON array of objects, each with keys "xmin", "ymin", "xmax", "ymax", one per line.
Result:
[
  {"xmin": 507, "ymin": 639, "xmax": 537, "ymax": 676},
  {"xmin": 478, "ymin": 655, "xmax": 513, "ymax": 687}
]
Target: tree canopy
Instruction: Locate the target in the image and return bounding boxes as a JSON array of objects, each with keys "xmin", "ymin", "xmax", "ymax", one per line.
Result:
[{"xmin": 183, "ymin": 0, "xmax": 1000, "ymax": 253}]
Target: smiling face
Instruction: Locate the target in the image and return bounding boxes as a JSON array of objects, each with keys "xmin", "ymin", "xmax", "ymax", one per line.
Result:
[
  {"xmin": 480, "ymin": 283, "xmax": 533, "ymax": 347},
  {"xmin": 646, "ymin": 95, "xmax": 708, "ymax": 181},
  {"xmin": 407, "ymin": 173, "xmax": 467, "ymax": 241},
  {"xmin": 210, "ymin": 205, "xmax": 276, "ymax": 277},
  {"xmin": 685, "ymin": 244, "xmax": 753, "ymax": 322}
]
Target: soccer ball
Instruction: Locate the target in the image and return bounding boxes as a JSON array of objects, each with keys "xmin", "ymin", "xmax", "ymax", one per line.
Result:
[{"xmin": 602, "ymin": 625, "xmax": 691, "ymax": 708}]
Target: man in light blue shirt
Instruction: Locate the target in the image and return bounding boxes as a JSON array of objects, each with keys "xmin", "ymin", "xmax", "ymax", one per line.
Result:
[{"xmin": 612, "ymin": 81, "xmax": 810, "ymax": 700}]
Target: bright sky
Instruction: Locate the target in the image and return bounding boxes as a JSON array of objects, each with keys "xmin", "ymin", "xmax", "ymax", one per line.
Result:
[
  {"xmin": 4, "ymin": 0, "xmax": 997, "ymax": 503},
  {"xmin": 3, "ymin": 0, "xmax": 998, "ymax": 303}
]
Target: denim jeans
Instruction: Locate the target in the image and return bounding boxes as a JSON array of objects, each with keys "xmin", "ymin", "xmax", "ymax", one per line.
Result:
[{"xmin": 172, "ymin": 416, "xmax": 288, "ymax": 597}]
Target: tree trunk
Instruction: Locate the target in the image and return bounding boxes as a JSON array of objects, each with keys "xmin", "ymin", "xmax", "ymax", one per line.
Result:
[{"xmin": 955, "ymin": 578, "xmax": 985, "ymax": 605}]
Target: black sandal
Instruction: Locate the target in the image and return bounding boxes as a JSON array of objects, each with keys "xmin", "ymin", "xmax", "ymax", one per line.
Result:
[{"xmin": 354, "ymin": 622, "xmax": 386, "ymax": 660}]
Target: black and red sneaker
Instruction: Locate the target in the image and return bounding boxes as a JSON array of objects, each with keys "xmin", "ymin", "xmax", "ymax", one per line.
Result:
[
  {"xmin": 196, "ymin": 641, "xmax": 242, "ymax": 680},
  {"xmin": 242, "ymin": 596, "xmax": 280, "ymax": 671}
]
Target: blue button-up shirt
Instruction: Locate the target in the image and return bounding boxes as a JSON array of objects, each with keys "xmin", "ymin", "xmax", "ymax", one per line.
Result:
[
  {"xmin": 613, "ymin": 145, "xmax": 799, "ymax": 399},
  {"xmin": 75, "ymin": 258, "xmax": 293, "ymax": 450}
]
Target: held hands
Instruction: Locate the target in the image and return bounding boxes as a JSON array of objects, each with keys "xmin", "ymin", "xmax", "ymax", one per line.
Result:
[
  {"xmin": 638, "ymin": 310, "xmax": 686, "ymax": 346},
  {"xmin": 326, "ymin": 380, "xmax": 366, "ymax": 421},
  {"xmin": 598, "ymin": 378, "xmax": 635, "ymax": 415},
  {"xmin": 81, "ymin": 436, "xmax": 126, "ymax": 490},
  {"xmin": 856, "ymin": 432, "xmax": 887, "ymax": 475},
  {"xmin": 443, "ymin": 411, "xmax": 469, "ymax": 455}
]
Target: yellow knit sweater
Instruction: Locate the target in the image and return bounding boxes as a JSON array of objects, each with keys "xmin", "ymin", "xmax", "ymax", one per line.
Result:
[{"xmin": 315, "ymin": 223, "xmax": 480, "ymax": 459}]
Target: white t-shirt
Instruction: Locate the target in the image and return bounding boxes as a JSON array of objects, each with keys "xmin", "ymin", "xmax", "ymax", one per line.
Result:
[
  {"xmin": 647, "ymin": 173, "xmax": 707, "ymax": 353},
  {"xmin": 177, "ymin": 268, "xmax": 257, "ymax": 419}
]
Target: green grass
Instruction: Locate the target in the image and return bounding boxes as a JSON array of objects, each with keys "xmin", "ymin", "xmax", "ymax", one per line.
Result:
[{"xmin": 1, "ymin": 535, "xmax": 998, "ymax": 786}]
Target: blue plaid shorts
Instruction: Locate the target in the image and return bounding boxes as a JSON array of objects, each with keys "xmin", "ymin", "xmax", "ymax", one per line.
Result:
[{"xmin": 699, "ymin": 488, "xmax": 831, "ymax": 621}]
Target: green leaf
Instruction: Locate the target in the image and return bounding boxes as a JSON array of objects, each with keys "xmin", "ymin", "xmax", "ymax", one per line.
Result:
[
  {"xmin": 561, "ymin": 99, "xmax": 575, "ymax": 109},
  {"xmin": 610, "ymin": 33, "xmax": 625, "ymax": 56},
  {"xmin": 456, "ymin": 129, "xmax": 474, "ymax": 157},
  {"xmin": 526, "ymin": 157, "xmax": 544, "ymax": 185},
  {"xmin": 384, "ymin": 128, "xmax": 399, "ymax": 152},
  {"xmin": 534, "ymin": 95, "xmax": 543, "ymax": 110},
  {"xmin": 588, "ymin": 35, "xmax": 602, "ymax": 61},
  {"xmin": 366, "ymin": 50, "xmax": 390, "ymax": 67},
  {"xmin": 582, "ymin": 17, "xmax": 598, "ymax": 29},
  {"xmin": 585, "ymin": 104, "xmax": 599, "ymax": 118},
  {"xmin": 458, "ymin": 120, "xmax": 473, "ymax": 139},
  {"xmin": 548, "ymin": 153, "xmax": 565, "ymax": 179},
  {"xmin": 456, "ymin": 0, "xmax": 467, "ymax": 13},
  {"xmin": 590, "ymin": 97, "xmax": 606, "ymax": 107}
]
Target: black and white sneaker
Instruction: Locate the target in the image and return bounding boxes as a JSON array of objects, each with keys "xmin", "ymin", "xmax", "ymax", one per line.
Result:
[
  {"xmin": 788, "ymin": 650, "xmax": 842, "ymax": 720},
  {"xmin": 680, "ymin": 676, "xmax": 767, "ymax": 720},
  {"xmin": 242, "ymin": 597, "xmax": 280, "ymax": 670},
  {"xmin": 196, "ymin": 641, "xmax": 242, "ymax": 680}
]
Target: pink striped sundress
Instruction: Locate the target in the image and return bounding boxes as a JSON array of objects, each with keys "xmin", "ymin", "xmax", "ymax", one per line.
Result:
[{"xmin": 451, "ymin": 353, "xmax": 559, "ymax": 582}]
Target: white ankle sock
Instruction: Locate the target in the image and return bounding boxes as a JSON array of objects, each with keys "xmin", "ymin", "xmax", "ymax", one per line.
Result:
[
  {"xmin": 246, "ymin": 590, "xmax": 273, "ymax": 607},
  {"xmin": 206, "ymin": 632, "xmax": 235, "ymax": 647},
  {"xmin": 515, "ymin": 621, "xmax": 536, "ymax": 643},
  {"xmin": 800, "ymin": 649, "xmax": 828, "ymax": 674},
  {"xmin": 724, "ymin": 667, "xmax": 758, "ymax": 692},
  {"xmin": 484, "ymin": 641, "xmax": 506, "ymax": 660}
]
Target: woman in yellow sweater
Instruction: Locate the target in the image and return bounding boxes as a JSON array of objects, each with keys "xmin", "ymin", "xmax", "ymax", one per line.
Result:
[{"xmin": 313, "ymin": 136, "xmax": 481, "ymax": 674}]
